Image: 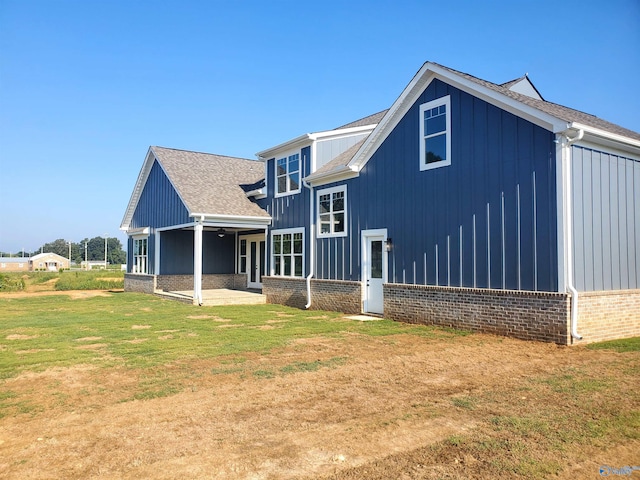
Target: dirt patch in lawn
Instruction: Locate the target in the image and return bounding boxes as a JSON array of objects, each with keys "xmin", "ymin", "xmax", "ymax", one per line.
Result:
[{"xmin": 0, "ymin": 332, "xmax": 637, "ymax": 479}]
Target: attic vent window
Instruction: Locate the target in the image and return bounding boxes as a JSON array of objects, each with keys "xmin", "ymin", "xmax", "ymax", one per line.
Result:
[{"xmin": 419, "ymin": 95, "xmax": 451, "ymax": 171}]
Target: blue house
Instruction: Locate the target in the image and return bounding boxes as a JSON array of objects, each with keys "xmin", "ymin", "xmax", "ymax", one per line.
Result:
[{"xmin": 121, "ymin": 62, "xmax": 640, "ymax": 344}]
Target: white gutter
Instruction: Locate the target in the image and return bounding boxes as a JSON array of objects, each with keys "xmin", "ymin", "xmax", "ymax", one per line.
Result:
[
  {"xmin": 303, "ymin": 176, "xmax": 315, "ymax": 309},
  {"xmin": 563, "ymin": 128, "xmax": 584, "ymax": 341}
]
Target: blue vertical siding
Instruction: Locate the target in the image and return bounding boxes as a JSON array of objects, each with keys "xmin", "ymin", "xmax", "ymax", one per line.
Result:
[
  {"xmin": 259, "ymin": 146, "xmax": 312, "ymax": 275},
  {"xmin": 130, "ymin": 160, "xmax": 191, "ymax": 230},
  {"xmin": 128, "ymin": 159, "xmax": 192, "ymax": 274},
  {"xmin": 160, "ymin": 230, "xmax": 235, "ymax": 275},
  {"xmin": 571, "ymin": 145, "xmax": 640, "ymax": 291},
  {"xmin": 312, "ymin": 79, "xmax": 558, "ymax": 291}
]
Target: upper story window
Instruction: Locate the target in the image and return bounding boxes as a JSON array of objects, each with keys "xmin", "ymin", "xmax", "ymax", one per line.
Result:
[
  {"xmin": 317, "ymin": 185, "xmax": 347, "ymax": 237},
  {"xmin": 276, "ymin": 153, "xmax": 300, "ymax": 196},
  {"xmin": 419, "ymin": 95, "xmax": 451, "ymax": 171}
]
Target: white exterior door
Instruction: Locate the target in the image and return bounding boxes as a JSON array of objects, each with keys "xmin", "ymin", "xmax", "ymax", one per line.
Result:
[{"xmin": 362, "ymin": 229, "xmax": 387, "ymax": 314}]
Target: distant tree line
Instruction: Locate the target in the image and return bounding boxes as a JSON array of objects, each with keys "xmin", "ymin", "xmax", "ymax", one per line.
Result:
[{"xmin": 1, "ymin": 237, "xmax": 126, "ymax": 265}]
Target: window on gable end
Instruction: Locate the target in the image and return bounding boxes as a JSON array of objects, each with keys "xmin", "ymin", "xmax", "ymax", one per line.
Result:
[
  {"xmin": 419, "ymin": 95, "xmax": 451, "ymax": 171},
  {"xmin": 276, "ymin": 153, "xmax": 301, "ymax": 196},
  {"xmin": 317, "ymin": 185, "xmax": 347, "ymax": 237}
]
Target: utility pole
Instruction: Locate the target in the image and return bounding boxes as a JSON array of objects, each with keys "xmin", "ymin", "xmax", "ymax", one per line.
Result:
[
  {"xmin": 84, "ymin": 241, "xmax": 88, "ymax": 271},
  {"xmin": 68, "ymin": 241, "xmax": 71, "ymax": 269},
  {"xmin": 104, "ymin": 234, "xmax": 108, "ymax": 269}
]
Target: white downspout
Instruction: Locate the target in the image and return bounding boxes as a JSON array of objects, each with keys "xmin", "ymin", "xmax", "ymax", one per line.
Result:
[
  {"xmin": 193, "ymin": 216, "xmax": 204, "ymax": 306},
  {"xmin": 564, "ymin": 128, "xmax": 584, "ymax": 340},
  {"xmin": 303, "ymin": 176, "xmax": 315, "ymax": 309}
]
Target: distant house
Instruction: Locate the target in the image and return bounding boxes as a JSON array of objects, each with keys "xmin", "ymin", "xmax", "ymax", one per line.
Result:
[
  {"xmin": 121, "ymin": 61, "xmax": 640, "ymax": 345},
  {"xmin": 30, "ymin": 253, "xmax": 70, "ymax": 271},
  {"xmin": 0, "ymin": 257, "xmax": 30, "ymax": 272}
]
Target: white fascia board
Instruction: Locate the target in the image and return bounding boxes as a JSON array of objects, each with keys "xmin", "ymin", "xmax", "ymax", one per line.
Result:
[
  {"xmin": 256, "ymin": 134, "xmax": 312, "ymax": 160},
  {"xmin": 305, "ymin": 165, "xmax": 359, "ymax": 187},
  {"xmin": 191, "ymin": 213, "xmax": 272, "ymax": 226},
  {"xmin": 120, "ymin": 147, "xmax": 156, "ymax": 230},
  {"xmin": 567, "ymin": 123, "xmax": 640, "ymax": 158},
  {"xmin": 126, "ymin": 227, "xmax": 150, "ymax": 236},
  {"xmin": 348, "ymin": 62, "xmax": 568, "ymax": 172},
  {"xmin": 255, "ymin": 126, "xmax": 377, "ymax": 160},
  {"xmin": 245, "ymin": 188, "xmax": 266, "ymax": 199},
  {"xmin": 310, "ymin": 125, "xmax": 377, "ymax": 142}
]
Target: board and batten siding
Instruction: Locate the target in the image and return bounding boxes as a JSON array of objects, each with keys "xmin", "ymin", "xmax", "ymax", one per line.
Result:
[
  {"xmin": 258, "ymin": 146, "xmax": 312, "ymax": 275},
  {"xmin": 314, "ymin": 79, "xmax": 559, "ymax": 292},
  {"xmin": 130, "ymin": 160, "xmax": 191, "ymax": 229},
  {"xmin": 571, "ymin": 145, "xmax": 640, "ymax": 291},
  {"xmin": 159, "ymin": 230, "xmax": 235, "ymax": 275},
  {"xmin": 129, "ymin": 160, "xmax": 192, "ymax": 275}
]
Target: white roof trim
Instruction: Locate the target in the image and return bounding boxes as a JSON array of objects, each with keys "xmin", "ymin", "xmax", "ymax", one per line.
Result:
[
  {"xmin": 256, "ymin": 125, "xmax": 377, "ymax": 160},
  {"xmin": 305, "ymin": 165, "xmax": 359, "ymax": 186},
  {"xmin": 569, "ymin": 122, "xmax": 640, "ymax": 155},
  {"xmin": 191, "ymin": 213, "xmax": 272, "ymax": 226},
  {"xmin": 347, "ymin": 62, "xmax": 570, "ymax": 172}
]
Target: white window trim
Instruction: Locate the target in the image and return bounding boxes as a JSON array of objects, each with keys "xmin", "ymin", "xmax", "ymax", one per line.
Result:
[
  {"xmin": 132, "ymin": 236, "xmax": 149, "ymax": 274},
  {"xmin": 316, "ymin": 185, "xmax": 348, "ymax": 238},
  {"xmin": 419, "ymin": 95, "xmax": 451, "ymax": 171},
  {"xmin": 270, "ymin": 227, "xmax": 305, "ymax": 277},
  {"xmin": 274, "ymin": 151, "xmax": 302, "ymax": 198}
]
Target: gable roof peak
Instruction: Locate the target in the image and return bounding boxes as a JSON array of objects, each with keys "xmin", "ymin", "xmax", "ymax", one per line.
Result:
[{"xmin": 500, "ymin": 74, "xmax": 544, "ymax": 101}]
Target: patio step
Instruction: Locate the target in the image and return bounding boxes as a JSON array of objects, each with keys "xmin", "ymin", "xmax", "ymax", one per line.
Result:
[
  {"xmin": 202, "ymin": 291, "xmax": 267, "ymax": 306},
  {"xmin": 156, "ymin": 288, "xmax": 266, "ymax": 306}
]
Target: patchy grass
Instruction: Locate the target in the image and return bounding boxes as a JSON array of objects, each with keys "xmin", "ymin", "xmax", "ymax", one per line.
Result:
[
  {"xmin": 587, "ymin": 336, "xmax": 640, "ymax": 353},
  {"xmin": 0, "ymin": 292, "xmax": 455, "ymax": 380},
  {"xmin": 1, "ymin": 292, "xmax": 638, "ymax": 480}
]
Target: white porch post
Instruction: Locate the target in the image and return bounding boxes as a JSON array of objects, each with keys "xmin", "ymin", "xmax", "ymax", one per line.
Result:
[{"xmin": 194, "ymin": 218, "xmax": 203, "ymax": 305}]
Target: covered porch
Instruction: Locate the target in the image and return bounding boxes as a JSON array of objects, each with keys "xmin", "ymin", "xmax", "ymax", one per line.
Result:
[{"xmin": 153, "ymin": 216, "xmax": 270, "ymax": 305}]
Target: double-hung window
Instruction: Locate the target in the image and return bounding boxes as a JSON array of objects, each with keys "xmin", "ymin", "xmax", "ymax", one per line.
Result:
[
  {"xmin": 276, "ymin": 153, "xmax": 300, "ymax": 196},
  {"xmin": 271, "ymin": 228, "xmax": 304, "ymax": 277},
  {"xmin": 133, "ymin": 237, "xmax": 148, "ymax": 274},
  {"xmin": 419, "ymin": 95, "xmax": 451, "ymax": 170},
  {"xmin": 317, "ymin": 185, "xmax": 347, "ymax": 237}
]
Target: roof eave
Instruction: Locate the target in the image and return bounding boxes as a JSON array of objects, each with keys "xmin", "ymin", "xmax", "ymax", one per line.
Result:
[
  {"xmin": 305, "ymin": 165, "xmax": 359, "ymax": 186},
  {"xmin": 568, "ymin": 122, "xmax": 640, "ymax": 156},
  {"xmin": 191, "ymin": 213, "xmax": 272, "ymax": 227},
  {"xmin": 256, "ymin": 134, "xmax": 312, "ymax": 160}
]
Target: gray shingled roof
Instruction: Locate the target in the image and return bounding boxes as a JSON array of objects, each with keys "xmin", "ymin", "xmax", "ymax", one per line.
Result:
[
  {"xmin": 335, "ymin": 110, "xmax": 388, "ymax": 130},
  {"xmin": 310, "ymin": 138, "xmax": 367, "ymax": 179},
  {"xmin": 309, "ymin": 63, "xmax": 640, "ymax": 180},
  {"xmin": 152, "ymin": 146, "xmax": 269, "ymax": 218},
  {"xmin": 434, "ymin": 62, "xmax": 640, "ymax": 141}
]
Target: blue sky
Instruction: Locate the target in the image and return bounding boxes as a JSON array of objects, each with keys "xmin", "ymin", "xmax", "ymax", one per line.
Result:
[{"xmin": 0, "ymin": 0, "xmax": 638, "ymax": 254}]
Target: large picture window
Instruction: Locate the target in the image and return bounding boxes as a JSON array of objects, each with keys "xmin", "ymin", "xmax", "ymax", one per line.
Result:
[
  {"xmin": 317, "ymin": 185, "xmax": 347, "ymax": 237},
  {"xmin": 271, "ymin": 228, "xmax": 304, "ymax": 277},
  {"xmin": 133, "ymin": 237, "xmax": 148, "ymax": 274},
  {"xmin": 276, "ymin": 153, "xmax": 300, "ymax": 196},
  {"xmin": 419, "ymin": 95, "xmax": 451, "ymax": 171}
]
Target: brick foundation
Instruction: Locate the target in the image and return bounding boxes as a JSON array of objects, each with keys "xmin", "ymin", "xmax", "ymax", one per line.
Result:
[
  {"xmin": 384, "ymin": 284, "xmax": 571, "ymax": 344},
  {"xmin": 156, "ymin": 274, "xmax": 247, "ymax": 291},
  {"xmin": 124, "ymin": 274, "xmax": 156, "ymax": 294},
  {"xmin": 574, "ymin": 290, "xmax": 640, "ymax": 344},
  {"xmin": 262, "ymin": 276, "xmax": 361, "ymax": 313}
]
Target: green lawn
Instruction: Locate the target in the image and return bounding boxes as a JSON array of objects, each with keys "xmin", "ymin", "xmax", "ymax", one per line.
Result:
[{"xmin": 0, "ymin": 292, "xmax": 458, "ymax": 380}]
